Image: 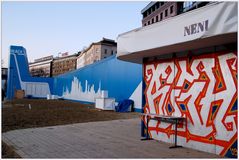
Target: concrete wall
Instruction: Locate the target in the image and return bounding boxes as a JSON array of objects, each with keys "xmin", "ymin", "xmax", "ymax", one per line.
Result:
[
  {"xmin": 54, "ymin": 55, "xmax": 142, "ymax": 111},
  {"xmin": 142, "ymin": 51, "xmax": 237, "ymax": 158}
]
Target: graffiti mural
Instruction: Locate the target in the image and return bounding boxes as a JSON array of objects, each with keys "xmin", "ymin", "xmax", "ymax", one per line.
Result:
[{"xmin": 143, "ymin": 52, "xmax": 237, "ymax": 158}]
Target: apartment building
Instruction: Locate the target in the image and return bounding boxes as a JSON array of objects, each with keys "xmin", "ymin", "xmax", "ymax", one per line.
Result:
[
  {"xmin": 77, "ymin": 38, "xmax": 117, "ymax": 69},
  {"xmin": 51, "ymin": 53, "xmax": 78, "ymax": 76},
  {"xmin": 142, "ymin": 2, "xmax": 183, "ymax": 27},
  {"xmin": 29, "ymin": 55, "xmax": 53, "ymax": 77},
  {"xmin": 142, "ymin": 1, "xmax": 210, "ymax": 27}
]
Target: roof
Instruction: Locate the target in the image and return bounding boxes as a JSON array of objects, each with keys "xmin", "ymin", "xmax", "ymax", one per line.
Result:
[
  {"xmin": 141, "ymin": 1, "xmax": 157, "ymax": 14},
  {"xmin": 117, "ymin": 2, "xmax": 237, "ymax": 64},
  {"xmin": 29, "ymin": 59, "xmax": 53, "ymax": 66},
  {"xmin": 34, "ymin": 55, "xmax": 53, "ymax": 63},
  {"xmin": 78, "ymin": 38, "xmax": 117, "ymax": 57},
  {"xmin": 54, "ymin": 54, "xmax": 78, "ymax": 61}
]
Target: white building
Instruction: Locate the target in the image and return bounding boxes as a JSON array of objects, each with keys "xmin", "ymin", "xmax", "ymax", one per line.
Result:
[
  {"xmin": 76, "ymin": 38, "xmax": 117, "ymax": 69},
  {"xmin": 76, "ymin": 52, "xmax": 86, "ymax": 69}
]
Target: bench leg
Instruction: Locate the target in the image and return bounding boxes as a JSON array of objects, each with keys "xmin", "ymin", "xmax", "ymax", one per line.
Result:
[
  {"xmin": 141, "ymin": 115, "xmax": 153, "ymax": 140},
  {"xmin": 169, "ymin": 119, "xmax": 182, "ymax": 148}
]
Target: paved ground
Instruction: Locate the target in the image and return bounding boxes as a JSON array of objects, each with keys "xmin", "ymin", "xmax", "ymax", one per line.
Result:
[{"xmin": 2, "ymin": 118, "xmax": 222, "ymax": 158}]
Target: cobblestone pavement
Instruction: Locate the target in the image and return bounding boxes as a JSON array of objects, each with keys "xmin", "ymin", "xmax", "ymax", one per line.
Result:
[{"xmin": 2, "ymin": 118, "xmax": 222, "ymax": 158}]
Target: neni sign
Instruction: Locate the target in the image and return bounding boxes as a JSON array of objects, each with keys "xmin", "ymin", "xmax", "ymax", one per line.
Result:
[{"xmin": 184, "ymin": 20, "xmax": 209, "ymax": 36}]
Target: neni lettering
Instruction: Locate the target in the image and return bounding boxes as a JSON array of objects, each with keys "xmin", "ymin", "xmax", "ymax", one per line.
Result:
[{"xmin": 184, "ymin": 20, "xmax": 209, "ymax": 36}]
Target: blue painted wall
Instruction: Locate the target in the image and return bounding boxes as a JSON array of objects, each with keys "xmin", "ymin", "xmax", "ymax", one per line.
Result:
[
  {"xmin": 54, "ymin": 55, "xmax": 142, "ymax": 109},
  {"xmin": 7, "ymin": 46, "xmax": 54, "ymax": 99},
  {"xmin": 7, "ymin": 46, "xmax": 142, "ymax": 111}
]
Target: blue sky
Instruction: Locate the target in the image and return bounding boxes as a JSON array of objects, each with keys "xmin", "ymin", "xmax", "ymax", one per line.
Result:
[{"xmin": 2, "ymin": 1, "xmax": 148, "ymax": 67}]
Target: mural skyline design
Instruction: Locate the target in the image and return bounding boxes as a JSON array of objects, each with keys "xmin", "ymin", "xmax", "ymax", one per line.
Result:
[{"xmin": 63, "ymin": 77, "xmax": 102, "ymax": 102}]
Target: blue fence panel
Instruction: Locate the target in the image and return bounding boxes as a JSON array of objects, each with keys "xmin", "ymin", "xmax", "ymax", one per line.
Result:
[{"xmin": 54, "ymin": 55, "xmax": 142, "ymax": 109}]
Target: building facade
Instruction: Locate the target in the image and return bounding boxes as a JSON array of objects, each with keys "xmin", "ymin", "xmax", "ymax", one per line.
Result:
[
  {"xmin": 29, "ymin": 56, "xmax": 53, "ymax": 77},
  {"xmin": 142, "ymin": 2, "xmax": 210, "ymax": 27},
  {"xmin": 141, "ymin": 2, "xmax": 184, "ymax": 27},
  {"xmin": 77, "ymin": 38, "xmax": 117, "ymax": 69},
  {"xmin": 77, "ymin": 52, "xmax": 86, "ymax": 69},
  {"xmin": 51, "ymin": 54, "xmax": 78, "ymax": 77}
]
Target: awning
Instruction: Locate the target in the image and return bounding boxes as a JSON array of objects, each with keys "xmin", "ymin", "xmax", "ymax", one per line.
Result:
[{"xmin": 117, "ymin": 2, "xmax": 237, "ymax": 64}]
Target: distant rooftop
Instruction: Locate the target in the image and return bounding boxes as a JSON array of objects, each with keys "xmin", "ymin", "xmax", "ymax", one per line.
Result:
[
  {"xmin": 141, "ymin": 1, "xmax": 157, "ymax": 14},
  {"xmin": 54, "ymin": 53, "xmax": 78, "ymax": 60},
  {"xmin": 80, "ymin": 38, "xmax": 117, "ymax": 54},
  {"xmin": 34, "ymin": 55, "xmax": 53, "ymax": 63},
  {"xmin": 97, "ymin": 37, "xmax": 117, "ymax": 45}
]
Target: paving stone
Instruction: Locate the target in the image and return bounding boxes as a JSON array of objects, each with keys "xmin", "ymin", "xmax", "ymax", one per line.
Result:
[{"xmin": 2, "ymin": 118, "xmax": 221, "ymax": 158}]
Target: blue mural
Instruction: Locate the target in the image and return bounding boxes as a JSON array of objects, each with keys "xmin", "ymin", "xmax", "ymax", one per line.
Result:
[
  {"xmin": 54, "ymin": 55, "xmax": 142, "ymax": 110},
  {"xmin": 7, "ymin": 46, "xmax": 143, "ymax": 111},
  {"xmin": 7, "ymin": 46, "xmax": 54, "ymax": 99}
]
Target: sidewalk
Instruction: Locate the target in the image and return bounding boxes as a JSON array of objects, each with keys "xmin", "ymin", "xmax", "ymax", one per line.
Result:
[{"xmin": 2, "ymin": 118, "xmax": 221, "ymax": 158}]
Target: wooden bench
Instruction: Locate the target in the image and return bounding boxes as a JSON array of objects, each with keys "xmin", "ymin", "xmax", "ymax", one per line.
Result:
[{"xmin": 141, "ymin": 113, "xmax": 186, "ymax": 148}]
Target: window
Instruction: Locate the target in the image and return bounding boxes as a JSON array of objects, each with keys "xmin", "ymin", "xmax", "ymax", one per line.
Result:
[
  {"xmin": 156, "ymin": 15, "xmax": 158, "ymax": 22},
  {"xmin": 160, "ymin": 12, "xmax": 163, "ymax": 20},
  {"xmin": 96, "ymin": 48, "xmax": 99, "ymax": 53},
  {"xmin": 148, "ymin": 21, "xmax": 150, "ymax": 25},
  {"xmin": 143, "ymin": 12, "xmax": 147, "ymax": 18},
  {"xmin": 152, "ymin": 6, "xmax": 155, "ymax": 12},
  {"xmin": 155, "ymin": 2, "xmax": 159, "ymax": 9},
  {"xmin": 151, "ymin": 18, "xmax": 154, "ymax": 24},
  {"xmin": 183, "ymin": 1, "xmax": 194, "ymax": 10},
  {"xmin": 111, "ymin": 50, "xmax": 114, "ymax": 55},
  {"xmin": 104, "ymin": 49, "xmax": 107, "ymax": 54},
  {"xmin": 165, "ymin": 9, "xmax": 168, "ymax": 17},
  {"xmin": 170, "ymin": 6, "xmax": 174, "ymax": 14},
  {"xmin": 144, "ymin": 23, "xmax": 147, "ymax": 26}
]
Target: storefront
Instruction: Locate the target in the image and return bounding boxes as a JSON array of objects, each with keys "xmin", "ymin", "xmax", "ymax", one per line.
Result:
[{"xmin": 117, "ymin": 2, "xmax": 237, "ymax": 158}]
